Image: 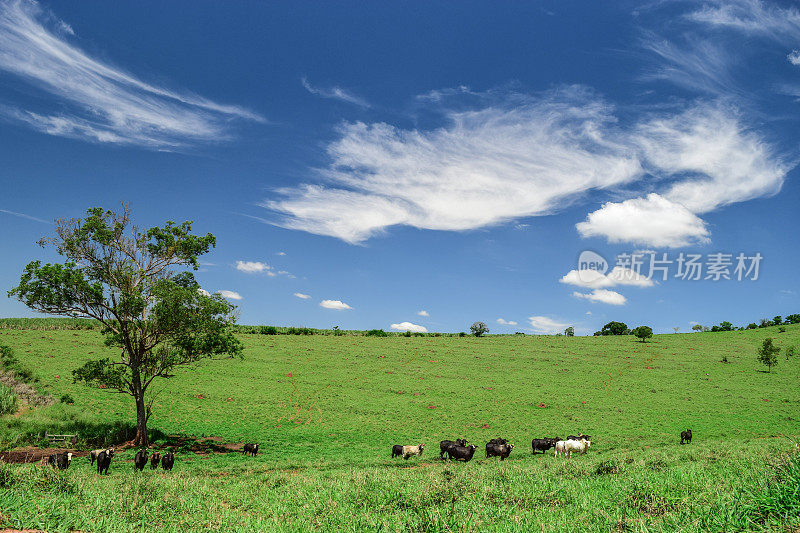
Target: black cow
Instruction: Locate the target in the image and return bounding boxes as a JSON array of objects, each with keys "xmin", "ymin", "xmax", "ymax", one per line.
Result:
[
  {"xmin": 243, "ymin": 443, "xmax": 259, "ymax": 456},
  {"xmin": 439, "ymin": 439, "xmax": 467, "ymax": 460},
  {"xmin": 391, "ymin": 444, "xmax": 404, "ymax": 458},
  {"xmin": 134, "ymin": 449, "xmax": 148, "ymax": 471},
  {"xmin": 48, "ymin": 451, "xmax": 72, "ymax": 470},
  {"xmin": 680, "ymin": 429, "xmax": 692, "ymax": 444},
  {"xmin": 161, "ymin": 451, "xmax": 175, "ymax": 471},
  {"xmin": 486, "ymin": 441, "xmax": 514, "ymax": 460},
  {"xmin": 150, "ymin": 451, "xmax": 161, "ymax": 469},
  {"xmin": 446, "ymin": 444, "xmax": 478, "ymax": 462},
  {"xmin": 531, "ymin": 437, "xmax": 560, "ymax": 454},
  {"xmin": 96, "ymin": 450, "xmax": 112, "ymax": 474}
]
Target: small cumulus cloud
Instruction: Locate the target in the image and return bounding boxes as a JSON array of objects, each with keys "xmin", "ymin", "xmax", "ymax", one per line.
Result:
[
  {"xmin": 276, "ymin": 251, "xmax": 287, "ymax": 256},
  {"xmin": 320, "ymin": 299, "xmax": 352, "ymax": 310},
  {"xmin": 528, "ymin": 316, "xmax": 570, "ymax": 334},
  {"xmin": 390, "ymin": 322, "xmax": 428, "ymax": 333},
  {"xmin": 790, "ymin": 51, "xmax": 800, "ymax": 65},
  {"xmin": 217, "ymin": 290, "xmax": 243, "ymax": 301},
  {"xmin": 293, "ymin": 293, "xmax": 311, "ymax": 299},
  {"xmin": 417, "ymin": 310, "xmax": 430, "ymax": 317},
  {"xmin": 560, "ymin": 266, "xmax": 654, "ymax": 289},
  {"xmin": 496, "ymin": 318, "xmax": 518, "ymax": 326},
  {"xmin": 572, "ymin": 289, "xmax": 627, "ymax": 306},
  {"xmin": 197, "ymin": 288, "xmax": 211, "ymax": 296},
  {"xmin": 236, "ymin": 260, "xmax": 271, "ymax": 273}
]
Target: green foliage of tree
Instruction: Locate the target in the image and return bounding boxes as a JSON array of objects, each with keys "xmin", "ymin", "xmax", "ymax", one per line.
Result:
[
  {"xmin": 785, "ymin": 345, "xmax": 796, "ymax": 360},
  {"xmin": 632, "ymin": 325, "xmax": 654, "ymax": 342},
  {"xmin": 564, "ymin": 326, "xmax": 574, "ymax": 337},
  {"xmin": 785, "ymin": 314, "xmax": 800, "ymax": 324},
  {"xmin": 470, "ymin": 321, "xmax": 489, "ymax": 337},
  {"xmin": 8, "ymin": 206, "xmax": 242, "ymax": 446},
  {"xmin": 757, "ymin": 338, "xmax": 780, "ymax": 373},
  {"xmin": 746, "ymin": 323, "xmax": 758, "ymax": 330},
  {"xmin": 773, "ymin": 316, "xmax": 783, "ymax": 326},
  {"xmin": 601, "ymin": 321, "xmax": 628, "ymax": 336},
  {"xmin": 692, "ymin": 324, "xmax": 704, "ymax": 332}
]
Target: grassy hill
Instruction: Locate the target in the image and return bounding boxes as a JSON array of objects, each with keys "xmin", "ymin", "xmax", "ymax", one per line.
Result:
[{"xmin": 0, "ymin": 322, "xmax": 798, "ymax": 531}]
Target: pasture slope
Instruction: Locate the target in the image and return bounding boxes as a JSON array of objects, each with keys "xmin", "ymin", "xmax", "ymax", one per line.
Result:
[{"xmin": 0, "ymin": 322, "xmax": 798, "ymax": 532}]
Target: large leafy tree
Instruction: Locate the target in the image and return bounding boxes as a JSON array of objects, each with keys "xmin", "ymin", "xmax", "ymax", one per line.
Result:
[{"xmin": 8, "ymin": 206, "xmax": 242, "ymax": 446}]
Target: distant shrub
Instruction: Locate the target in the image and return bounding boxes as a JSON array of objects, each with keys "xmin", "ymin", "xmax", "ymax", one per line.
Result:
[
  {"xmin": 757, "ymin": 338, "xmax": 780, "ymax": 372},
  {"xmin": 366, "ymin": 329, "xmax": 388, "ymax": 337},
  {"xmin": 59, "ymin": 394, "xmax": 74, "ymax": 404},
  {"xmin": 632, "ymin": 326, "xmax": 654, "ymax": 343},
  {"xmin": 600, "ymin": 321, "xmax": 628, "ymax": 336},
  {"xmin": 786, "ymin": 345, "xmax": 796, "ymax": 360},
  {"xmin": 287, "ymin": 327, "xmax": 313, "ymax": 335},
  {"xmin": 721, "ymin": 355, "xmax": 729, "ymax": 363},
  {"xmin": 0, "ymin": 345, "xmax": 36, "ymax": 383},
  {"xmin": 458, "ymin": 332, "xmax": 466, "ymax": 337},
  {"xmin": 470, "ymin": 321, "xmax": 489, "ymax": 337},
  {"xmin": 403, "ymin": 331, "xmax": 412, "ymax": 337},
  {"xmin": 0, "ymin": 383, "xmax": 17, "ymax": 415},
  {"xmin": 259, "ymin": 326, "xmax": 278, "ymax": 335},
  {"xmin": 778, "ymin": 326, "xmax": 786, "ymax": 333}
]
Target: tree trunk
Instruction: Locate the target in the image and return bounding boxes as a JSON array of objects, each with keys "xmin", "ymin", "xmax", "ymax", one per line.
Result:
[{"xmin": 132, "ymin": 370, "xmax": 149, "ymax": 447}]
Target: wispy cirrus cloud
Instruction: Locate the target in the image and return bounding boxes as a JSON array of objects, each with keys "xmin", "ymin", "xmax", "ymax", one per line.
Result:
[
  {"xmin": 685, "ymin": 0, "xmax": 800, "ymax": 42},
  {"xmin": 293, "ymin": 292, "xmax": 311, "ymax": 299},
  {"xmin": 0, "ymin": 208, "xmax": 49, "ymax": 224},
  {"xmin": 302, "ymin": 77, "xmax": 370, "ymax": 108},
  {"xmin": 268, "ymin": 87, "xmax": 643, "ymax": 244},
  {"xmin": 0, "ymin": 0, "xmax": 262, "ymax": 148}
]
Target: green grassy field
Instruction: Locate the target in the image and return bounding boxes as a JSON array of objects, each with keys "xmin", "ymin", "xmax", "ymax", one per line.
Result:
[{"xmin": 1, "ymin": 323, "xmax": 799, "ymax": 531}]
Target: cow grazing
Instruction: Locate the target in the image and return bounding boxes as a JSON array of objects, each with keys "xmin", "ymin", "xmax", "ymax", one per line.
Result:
[
  {"xmin": 391, "ymin": 444, "xmax": 404, "ymax": 458},
  {"xmin": 161, "ymin": 452, "xmax": 175, "ymax": 471},
  {"xmin": 243, "ymin": 443, "xmax": 259, "ymax": 456},
  {"xmin": 486, "ymin": 441, "xmax": 514, "ymax": 460},
  {"xmin": 150, "ymin": 452, "xmax": 161, "ymax": 469},
  {"xmin": 439, "ymin": 439, "xmax": 467, "ymax": 460},
  {"xmin": 487, "ymin": 437, "xmax": 509, "ymax": 446},
  {"xmin": 555, "ymin": 439, "xmax": 591, "ymax": 458},
  {"xmin": 401, "ymin": 444, "xmax": 425, "ymax": 460},
  {"xmin": 134, "ymin": 449, "xmax": 148, "ymax": 471},
  {"xmin": 446, "ymin": 444, "xmax": 478, "ymax": 462},
  {"xmin": 96, "ymin": 450, "xmax": 112, "ymax": 475},
  {"xmin": 531, "ymin": 438, "xmax": 560, "ymax": 454},
  {"xmin": 680, "ymin": 429, "xmax": 692, "ymax": 444}
]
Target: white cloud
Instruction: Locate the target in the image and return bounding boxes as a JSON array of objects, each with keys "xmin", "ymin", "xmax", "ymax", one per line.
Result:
[
  {"xmin": 686, "ymin": 0, "xmax": 800, "ymax": 42},
  {"xmin": 560, "ymin": 266, "xmax": 655, "ymax": 288},
  {"xmin": 319, "ymin": 299, "xmax": 352, "ymax": 310},
  {"xmin": 496, "ymin": 318, "xmax": 518, "ymax": 326},
  {"xmin": 572, "ymin": 289, "xmax": 627, "ymax": 306},
  {"xmin": 586, "ymin": 311, "xmax": 592, "ymax": 315},
  {"xmin": 641, "ymin": 36, "xmax": 737, "ymax": 96},
  {"xmin": 197, "ymin": 288, "xmax": 211, "ymax": 296},
  {"xmin": 576, "ymin": 194, "xmax": 710, "ymax": 248},
  {"xmin": 390, "ymin": 321, "xmax": 428, "ymax": 333},
  {"xmin": 0, "ymin": 208, "xmax": 49, "ymax": 224},
  {"xmin": 217, "ymin": 290, "xmax": 243, "ymax": 301},
  {"xmin": 528, "ymin": 316, "xmax": 571, "ymax": 334},
  {"xmin": 235, "ymin": 261, "xmax": 272, "ymax": 274},
  {"xmin": 636, "ymin": 104, "xmax": 787, "ymax": 214},
  {"xmin": 302, "ymin": 77, "xmax": 370, "ymax": 108},
  {"xmin": 0, "ymin": 0, "xmax": 262, "ymax": 147},
  {"xmin": 293, "ymin": 292, "xmax": 311, "ymax": 299},
  {"xmin": 417, "ymin": 310, "xmax": 429, "ymax": 317},
  {"xmin": 267, "ymin": 88, "xmax": 643, "ymax": 243},
  {"xmin": 276, "ymin": 251, "xmax": 287, "ymax": 256}
]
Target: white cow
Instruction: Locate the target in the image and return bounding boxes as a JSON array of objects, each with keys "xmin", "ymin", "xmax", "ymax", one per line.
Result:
[
  {"xmin": 402, "ymin": 444, "xmax": 425, "ymax": 460},
  {"xmin": 554, "ymin": 439, "xmax": 591, "ymax": 458}
]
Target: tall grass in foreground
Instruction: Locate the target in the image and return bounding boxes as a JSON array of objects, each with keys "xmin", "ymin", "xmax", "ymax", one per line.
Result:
[{"xmin": 0, "ymin": 383, "xmax": 16, "ymax": 415}]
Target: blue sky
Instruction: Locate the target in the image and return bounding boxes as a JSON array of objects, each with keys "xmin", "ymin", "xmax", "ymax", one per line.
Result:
[{"xmin": 0, "ymin": 0, "xmax": 798, "ymax": 334}]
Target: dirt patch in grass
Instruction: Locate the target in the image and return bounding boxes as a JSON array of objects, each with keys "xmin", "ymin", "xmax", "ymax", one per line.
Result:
[{"xmin": 0, "ymin": 447, "xmax": 89, "ymax": 464}]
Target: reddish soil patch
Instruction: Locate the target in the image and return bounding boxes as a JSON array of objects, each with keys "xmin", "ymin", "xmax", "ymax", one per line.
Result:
[{"xmin": 0, "ymin": 448, "xmax": 89, "ymax": 464}]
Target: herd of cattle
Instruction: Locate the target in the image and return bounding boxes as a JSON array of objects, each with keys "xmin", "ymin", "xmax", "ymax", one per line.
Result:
[
  {"xmin": 390, "ymin": 429, "xmax": 693, "ymax": 463},
  {"xmin": 40, "ymin": 429, "xmax": 693, "ymax": 472},
  {"xmin": 43, "ymin": 447, "xmax": 175, "ymax": 474}
]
